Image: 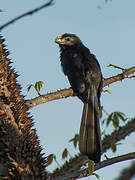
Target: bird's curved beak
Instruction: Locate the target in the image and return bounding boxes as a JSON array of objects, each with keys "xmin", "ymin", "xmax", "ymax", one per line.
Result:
[{"xmin": 55, "ymin": 35, "xmax": 62, "ymax": 44}]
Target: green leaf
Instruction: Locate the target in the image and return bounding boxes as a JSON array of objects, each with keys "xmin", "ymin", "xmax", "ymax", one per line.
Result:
[
  {"xmin": 111, "ymin": 142, "xmax": 117, "ymax": 152},
  {"xmin": 116, "ymin": 111, "xmax": 127, "ymax": 122},
  {"xmin": 47, "ymin": 154, "xmax": 54, "ymax": 166},
  {"xmin": 27, "ymin": 84, "xmax": 33, "ymax": 92},
  {"xmin": 103, "ymin": 89, "xmax": 111, "ymax": 94},
  {"xmin": 69, "ymin": 134, "xmax": 79, "ymax": 148},
  {"xmin": 106, "ymin": 113, "xmax": 113, "ymax": 126},
  {"xmin": 83, "ymin": 160, "xmax": 95, "ymax": 175},
  {"xmin": 88, "ymin": 160, "xmax": 94, "ymax": 175},
  {"xmin": 101, "ymin": 119, "xmax": 106, "ymax": 125},
  {"xmin": 98, "ymin": 106, "xmax": 103, "ymax": 119},
  {"xmin": 69, "ymin": 134, "xmax": 76, "ymax": 142},
  {"xmin": 73, "ymin": 134, "xmax": 79, "ymax": 148},
  {"xmin": 106, "ymin": 111, "xmax": 127, "ymax": 128},
  {"xmin": 62, "ymin": 148, "xmax": 68, "ymax": 159},
  {"xmin": 35, "ymin": 81, "xmax": 43, "ymax": 95},
  {"xmin": 82, "ymin": 160, "xmax": 89, "ymax": 167},
  {"xmin": 82, "ymin": 160, "xmax": 100, "ymax": 178},
  {"xmin": 112, "ymin": 113, "xmax": 119, "ymax": 128}
]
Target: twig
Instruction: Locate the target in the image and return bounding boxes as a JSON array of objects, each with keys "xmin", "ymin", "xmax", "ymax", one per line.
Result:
[
  {"xmin": 25, "ymin": 66, "xmax": 135, "ymax": 108},
  {"xmin": 107, "ymin": 64, "xmax": 125, "ymax": 71},
  {"xmin": 48, "ymin": 152, "xmax": 135, "ymax": 180},
  {"xmin": 103, "ymin": 66, "xmax": 135, "ymax": 86},
  {"xmin": 25, "ymin": 88, "xmax": 73, "ymax": 108},
  {"xmin": 0, "ymin": 0, "xmax": 54, "ymax": 31},
  {"xmin": 128, "ymin": 75, "xmax": 135, "ymax": 78},
  {"xmin": 95, "ymin": 152, "xmax": 135, "ymax": 171}
]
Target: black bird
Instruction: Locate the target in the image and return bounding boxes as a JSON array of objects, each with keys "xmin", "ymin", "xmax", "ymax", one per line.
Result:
[{"xmin": 55, "ymin": 33, "xmax": 102, "ymax": 163}]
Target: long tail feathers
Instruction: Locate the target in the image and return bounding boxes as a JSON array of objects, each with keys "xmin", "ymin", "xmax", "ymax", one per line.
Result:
[{"xmin": 79, "ymin": 86, "xmax": 101, "ymax": 163}]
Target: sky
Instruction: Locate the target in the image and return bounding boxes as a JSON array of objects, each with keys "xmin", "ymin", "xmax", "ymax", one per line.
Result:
[{"xmin": 0, "ymin": 0, "xmax": 135, "ymax": 179}]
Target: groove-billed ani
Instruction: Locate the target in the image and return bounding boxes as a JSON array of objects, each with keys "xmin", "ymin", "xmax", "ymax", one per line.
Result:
[{"xmin": 55, "ymin": 33, "xmax": 102, "ymax": 163}]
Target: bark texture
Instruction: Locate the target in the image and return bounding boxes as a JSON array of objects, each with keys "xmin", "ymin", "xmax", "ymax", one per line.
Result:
[{"xmin": 0, "ymin": 36, "xmax": 46, "ymax": 179}]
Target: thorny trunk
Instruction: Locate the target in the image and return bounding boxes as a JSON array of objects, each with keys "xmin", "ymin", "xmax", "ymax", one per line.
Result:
[{"xmin": 0, "ymin": 36, "xmax": 46, "ymax": 179}]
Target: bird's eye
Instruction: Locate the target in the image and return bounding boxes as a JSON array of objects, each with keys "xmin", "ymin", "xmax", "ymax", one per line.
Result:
[{"xmin": 66, "ymin": 37, "xmax": 70, "ymax": 41}]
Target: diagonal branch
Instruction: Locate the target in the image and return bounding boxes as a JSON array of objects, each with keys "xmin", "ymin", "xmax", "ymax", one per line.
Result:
[
  {"xmin": 95, "ymin": 152, "xmax": 135, "ymax": 171},
  {"xmin": 103, "ymin": 66, "xmax": 135, "ymax": 86},
  {"xmin": 25, "ymin": 66, "xmax": 135, "ymax": 108},
  {"xmin": 48, "ymin": 117, "xmax": 135, "ymax": 179},
  {"xmin": 48, "ymin": 152, "xmax": 135, "ymax": 180},
  {"xmin": 0, "ymin": 0, "xmax": 54, "ymax": 31}
]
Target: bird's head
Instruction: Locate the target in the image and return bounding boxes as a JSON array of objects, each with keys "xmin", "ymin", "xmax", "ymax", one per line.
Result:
[{"xmin": 55, "ymin": 33, "xmax": 82, "ymax": 46}]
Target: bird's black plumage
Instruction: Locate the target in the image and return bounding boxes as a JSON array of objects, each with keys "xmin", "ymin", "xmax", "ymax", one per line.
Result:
[{"xmin": 55, "ymin": 33, "xmax": 103, "ymax": 163}]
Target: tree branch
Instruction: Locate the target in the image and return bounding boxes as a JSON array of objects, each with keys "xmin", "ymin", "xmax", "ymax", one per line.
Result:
[
  {"xmin": 48, "ymin": 117, "xmax": 135, "ymax": 179},
  {"xmin": 103, "ymin": 66, "xmax": 135, "ymax": 87},
  {"xmin": 0, "ymin": 0, "xmax": 54, "ymax": 31},
  {"xmin": 26, "ymin": 66, "xmax": 135, "ymax": 108},
  {"xmin": 95, "ymin": 152, "xmax": 135, "ymax": 171},
  {"xmin": 47, "ymin": 152, "xmax": 135, "ymax": 180},
  {"xmin": 26, "ymin": 88, "xmax": 73, "ymax": 108},
  {"xmin": 107, "ymin": 64, "xmax": 125, "ymax": 71},
  {"xmin": 102, "ymin": 118, "xmax": 135, "ymax": 153}
]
